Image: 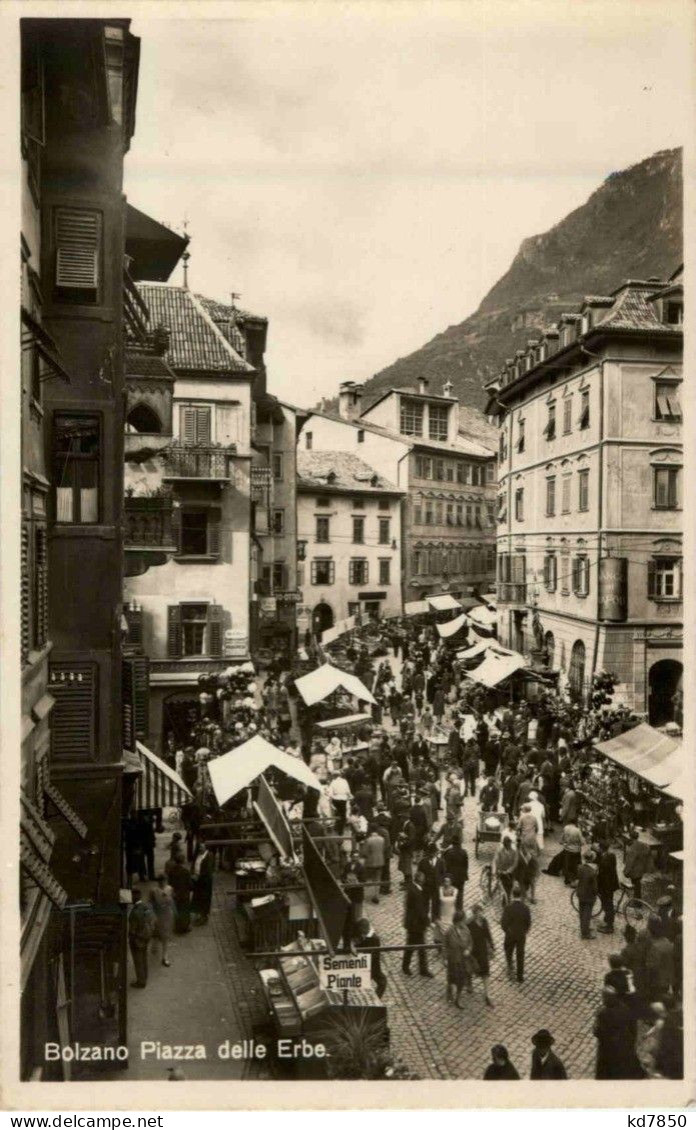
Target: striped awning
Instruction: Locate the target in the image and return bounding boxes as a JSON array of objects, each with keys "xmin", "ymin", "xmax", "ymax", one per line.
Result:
[{"xmin": 135, "ymin": 741, "xmax": 193, "ymax": 809}]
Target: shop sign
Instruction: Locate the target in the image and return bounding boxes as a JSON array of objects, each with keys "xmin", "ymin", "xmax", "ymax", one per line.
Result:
[
  {"xmin": 260, "ymin": 597, "xmax": 277, "ymax": 615},
  {"xmin": 317, "ymin": 953, "xmax": 370, "ymax": 991},
  {"xmin": 276, "ymin": 590, "xmax": 301, "ymax": 605},
  {"xmin": 598, "ymin": 557, "xmax": 628, "ymax": 622}
]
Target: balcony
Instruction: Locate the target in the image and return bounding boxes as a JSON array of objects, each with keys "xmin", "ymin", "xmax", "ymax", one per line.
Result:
[
  {"xmin": 124, "ymin": 496, "xmax": 177, "ymax": 552},
  {"xmin": 123, "ymin": 265, "xmax": 150, "ymax": 343},
  {"xmin": 162, "ymin": 444, "xmax": 235, "ymax": 481},
  {"xmin": 497, "ymin": 582, "xmax": 527, "ymax": 604}
]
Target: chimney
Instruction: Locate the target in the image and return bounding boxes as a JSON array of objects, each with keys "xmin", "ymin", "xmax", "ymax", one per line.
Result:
[
  {"xmin": 338, "ymin": 381, "xmax": 363, "ymax": 421},
  {"xmin": 417, "ymin": 377, "xmax": 430, "ymax": 395},
  {"xmin": 442, "ymin": 380, "xmax": 454, "ymax": 398}
]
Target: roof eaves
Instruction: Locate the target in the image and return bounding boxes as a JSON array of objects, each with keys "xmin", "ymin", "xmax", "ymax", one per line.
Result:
[{"xmin": 188, "ymin": 291, "xmax": 256, "ymax": 374}]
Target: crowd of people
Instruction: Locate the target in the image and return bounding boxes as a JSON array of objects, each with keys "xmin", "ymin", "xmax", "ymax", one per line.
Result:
[{"xmin": 123, "ymin": 608, "xmax": 683, "ymax": 1080}]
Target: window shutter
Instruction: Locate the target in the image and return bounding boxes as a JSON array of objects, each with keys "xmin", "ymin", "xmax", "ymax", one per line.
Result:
[
  {"xmin": 49, "ymin": 662, "xmax": 97, "ymax": 761},
  {"xmin": 123, "ymin": 603, "xmax": 143, "ymax": 649},
  {"xmin": 329, "ymin": 561, "xmax": 335, "ymax": 584},
  {"xmin": 21, "ymin": 523, "xmax": 31, "ymax": 664},
  {"xmin": 207, "ymin": 604, "xmax": 224, "ymax": 656},
  {"xmin": 196, "ymin": 406, "xmax": 211, "ymax": 443},
  {"xmin": 122, "ymin": 657, "xmax": 135, "ymax": 753},
  {"xmin": 182, "ymin": 407, "xmax": 196, "ymax": 444},
  {"xmin": 311, "ymin": 561, "xmax": 318, "ymax": 584},
  {"xmin": 55, "ymin": 208, "xmax": 100, "ymax": 289},
  {"xmin": 207, "ymin": 509, "xmax": 221, "ymax": 556},
  {"xmin": 35, "ymin": 526, "xmax": 48, "ymax": 648},
  {"xmin": 171, "ymin": 505, "xmax": 182, "ymax": 554},
  {"xmin": 647, "ymin": 559, "xmax": 656, "ymax": 598},
  {"xmin": 167, "ymin": 605, "xmax": 182, "ymax": 658},
  {"xmin": 349, "ymin": 560, "xmax": 355, "ymax": 585},
  {"xmin": 363, "ymin": 560, "xmax": 369, "ymax": 584}
]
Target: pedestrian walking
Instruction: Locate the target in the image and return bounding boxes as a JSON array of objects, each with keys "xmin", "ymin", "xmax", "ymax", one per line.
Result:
[
  {"xmin": 167, "ymin": 853, "xmax": 193, "ymax": 935},
  {"xmin": 623, "ymin": 830, "xmax": 653, "ymax": 902},
  {"xmin": 483, "ymin": 1045, "xmax": 520, "ymax": 1080},
  {"xmin": 576, "ymin": 850, "xmax": 599, "ymax": 939},
  {"xmin": 360, "ymin": 824, "xmax": 386, "ymax": 903},
  {"xmin": 443, "ymin": 910, "xmax": 473, "ymax": 1006},
  {"xmin": 149, "ymin": 875, "xmax": 175, "ymax": 967},
  {"xmin": 356, "ymin": 917, "xmax": 387, "ymax": 998},
  {"xmin": 529, "ymin": 1029, "xmax": 568, "ymax": 1079},
  {"xmin": 500, "ymin": 884, "xmax": 531, "ymax": 983},
  {"xmin": 468, "ymin": 903, "xmax": 495, "ymax": 1006},
  {"xmin": 402, "ymin": 869, "xmax": 433, "ymax": 978},
  {"xmin": 129, "ymin": 889, "xmax": 155, "ymax": 988},
  {"xmin": 596, "ymin": 841, "xmax": 620, "ymax": 934},
  {"xmin": 191, "ymin": 840, "xmax": 214, "ymax": 925},
  {"xmin": 593, "ymin": 988, "xmax": 644, "ymax": 1079},
  {"xmin": 494, "ymin": 835, "xmax": 518, "ymax": 905}
]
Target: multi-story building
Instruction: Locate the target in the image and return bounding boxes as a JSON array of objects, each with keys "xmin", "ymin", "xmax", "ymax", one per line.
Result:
[
  {"xmin": 487, "ymin": 269, "xmax": 683, "ymax": 720},
  {"xmin": 123, "ymin": 284, "xmax": 255, "ymax": 750},
  {"xmin": 296, "ymin": 452, "xmax": 404, "ymax": 635},
  {"xmin": 20, "ymin": 17, "xmax": 141, "ymax": 1077},
  {"xmin": 299, "ymin": 379, "xmax": 497, "ymax": 606},
  {"xmin": 197, "ymin": 299, "xmax": 300, "ymax": 658}
]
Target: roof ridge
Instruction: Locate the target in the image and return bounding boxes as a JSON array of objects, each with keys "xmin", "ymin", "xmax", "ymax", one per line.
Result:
[{"xmin": 187, "ymin": 291, "xmax": 255, "ymax": 373}]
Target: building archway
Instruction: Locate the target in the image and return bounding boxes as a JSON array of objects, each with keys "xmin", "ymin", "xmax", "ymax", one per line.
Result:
[
  {"xmin": 126, "ymin": 402, "xmax": 162, "ymax": 434},
  {"xmin": 648, "ymin": 658, "xmax": 683, "ymax": 727},
  {"xmin": 544, "ymin": 630, "xmax": 555, "ymax": 667},
  {"xmin": 568, "ymin": 640, "xmax": 586, "ymax": 702},
  {"xmin": 312, "ymin": 602, "xmax": 334, "ymax": 637}
]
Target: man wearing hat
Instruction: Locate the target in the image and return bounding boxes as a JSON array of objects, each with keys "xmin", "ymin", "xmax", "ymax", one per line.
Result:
[{"xmin": 530, "ymin": 1029, "xmax": 568, "ymax": 1079}]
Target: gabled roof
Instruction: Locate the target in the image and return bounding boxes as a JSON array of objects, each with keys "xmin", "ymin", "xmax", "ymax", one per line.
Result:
[
  {"xmin": 137, "ymin": 284, "xmax": 255, "ymax": 375},
  {"xmin": 600, "ymin": 280, "xmax": 678, "ymax": 333},
  {"xmin": 296, "ymin": 450, "xmax": 403, "ymax": 495},
  {"xmin": 304, "ymin": 407, "xmax": 494, "ymax": 459}
]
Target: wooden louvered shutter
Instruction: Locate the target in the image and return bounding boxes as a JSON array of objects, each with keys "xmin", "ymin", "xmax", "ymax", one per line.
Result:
[
  {"xmin": 49, "ymin": 662, "xmax": 97, "ymax": 761},
  {"xmin": 35, "ymin": 526, "xmax": 48, "ymax": 648},
  {"xmin": 647, "ymin": 559, "xmax": 656, "ymax": 598},
  {"xmin": 123, "ymin": 604, "xmax": 143, "ymax": 649},
  {"xmin": 196, "ymin": 407, "xmax": 211, "ymax": 443},
  {"xmin": 207, "ymin": 509, "xmax": 221, "ymax": 556},
  {"xmin": 329, "ymin": 560, "xmax": 335, "ymax": 584},
  {"xmin": 21, "ymin": 523, "xmax": 31, "ymax": 664},
  {"xmin": 207, "ymin": 604, "xmax": 224, "ymax": 656},
  {"xmin": 122, "ymin": 655, "xmax": 150, "ymax": 752},
  {"xmin": 182, "ymin": 407, "xmax": 196, "ymax": 444},
  {"xmin": 171, "ymin": 505, "xmax": 182, "ymax": 554},
  {"xmin": 167, "ymin": 605, "xmax": 182, "ymax": 657},
  {"xmin": 55, "ymin": 208, "xmax": 101, "ymax": 290}
]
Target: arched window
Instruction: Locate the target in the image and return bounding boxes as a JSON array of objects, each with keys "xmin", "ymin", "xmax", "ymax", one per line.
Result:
[
  {"xmin": 569, "ymin": 640, "xmax": 586, "ymax": 701},
  {"xmin": 126, "ymin": 403, "xmax": 162, "ymax": 434}
]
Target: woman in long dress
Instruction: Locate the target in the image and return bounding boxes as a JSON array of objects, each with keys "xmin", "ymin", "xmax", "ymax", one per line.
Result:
[
  {"xmin": 149, "ymin": 875, "xmax": 175, "ymax": 966},
  {"xmin": 468, "ymin": 903, "xmax": 495, "ymax": 1007},
  {"xmin": 438, "ymin": 876, "xmax": 457, "ymax": 928},
  {"xmin": 443, "ymin": 910, "xmax": 473, "ymax": 1007}
]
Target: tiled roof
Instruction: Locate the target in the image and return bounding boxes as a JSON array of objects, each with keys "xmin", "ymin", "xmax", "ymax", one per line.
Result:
[
  {"xmin": 306, "ymin": 407, "xmax": 495, "ymax": 459},
  {"xmin": 125, "ymin": 349, "xmax": 175, "ymax": 380},
  {"xmin": 137, "ymin": 284, "xmax": 255, "ymax": 374},
  {"xmin": 297, "ymin": 451, "xmax": 402, "ymax": 495},
  {"xmin": 197, "ymin": 296, "xmax": 267, "ymax": 324},
  {"xmin": 600, "ymin": 282, "xmax": 678, "ymax": 332}
]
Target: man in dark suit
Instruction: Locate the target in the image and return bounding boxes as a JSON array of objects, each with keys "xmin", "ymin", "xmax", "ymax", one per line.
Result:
[
  {"xmin": 500, "ymin": 884, "xmax": 531, "ymax": 982},
  {"xmin": 356, "ymin": 917, "xmax": 387, "ymax": 998},
  {"xmin": 442, "ymin": 841, "xmax": 469, "ymax": 911},
  {"xmin": 596, "ymin": 842, "xmax": 620, "ymax": 934},
  {"xmin": 191, "ymin": 841, "xmax": 215, "ymax": 925},
  {"xmin": 529, "ymin": 1029, "xmax": 568, "ymax": 1079},
  {"xmin": 623, "ymin": 830, "xmax": 653, "ymax": 901},
  {"xmin": 409, "ymin": 795, "xmax": 429, "ymax": 850},
  {"xmin": 128, "ymin": 889, "xmax": 155, "ymax": 988},
  {"xmin": 576, "ymin": 851, "xmax": 599, "ymax": 940},
  {"xmin": 402, "ymin": 870, "xmax": 433, "ymax": 977}
]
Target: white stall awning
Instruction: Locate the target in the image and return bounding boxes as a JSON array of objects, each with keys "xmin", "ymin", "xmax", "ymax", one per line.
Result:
[{"xmin": 208, "ymin": 735, "xmax": 322, "ymax": 805}]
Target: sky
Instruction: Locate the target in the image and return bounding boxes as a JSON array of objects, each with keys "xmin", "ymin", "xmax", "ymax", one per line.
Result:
[{"xmin": 125, "ymin": 1, "xmax": 692, "ymax": 408}]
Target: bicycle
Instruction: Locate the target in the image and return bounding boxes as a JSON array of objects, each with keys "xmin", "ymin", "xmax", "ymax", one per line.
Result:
[
  {"xmin": 569, "ymin": 880, "xmax": 654, "ymax": 929},
  {"xmin": 479, "ymin": 862, "xmax": 500, "ymax": 902}
]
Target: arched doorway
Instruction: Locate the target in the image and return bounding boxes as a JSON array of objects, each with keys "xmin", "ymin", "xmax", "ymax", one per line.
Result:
[
  {"xmin": 568, "ymin": 640, "xmax": 586, "ymax": 702},
  {"xmin": 312, "ymin": 602, "xmax": 334, "ymax": 637},
  {"xmin": 648, "ymin": 659, "xmax": 683, "ymax": 727},
  {"xmin": 544, "ymin": 631, "xmax": 555, "ymax": 667},
  {"xmin": 126, "ymin": 403, "xmax": 162, "ymax": 434}
]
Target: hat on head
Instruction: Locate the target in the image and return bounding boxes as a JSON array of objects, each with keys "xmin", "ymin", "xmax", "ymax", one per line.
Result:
[{"xmin": 531, "ymin": 1029, "xmax": 555, "ymax": 1049}]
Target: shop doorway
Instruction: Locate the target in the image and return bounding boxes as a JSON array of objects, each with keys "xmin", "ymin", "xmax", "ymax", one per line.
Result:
[
  {"xmin": 512, "ymin": 610, "xmax": 526, "ymax": 654},
  {"xmin": 364, "ymin": 601, "xmax": 381, "ymax": 621},
  {"xmin": 568, "ymin": 640, "xmax": 586, "ymax": 702},
  {"xmin": 311, "ymin": 602, "xmax": 334, "ymax": 636},
  {"xmin": 162, "ymin": 693, "xmax": 201, "ymax": 749},
  {"xmin": 648, "ymin": 659, "xmax": 683, "ymax": 727}
]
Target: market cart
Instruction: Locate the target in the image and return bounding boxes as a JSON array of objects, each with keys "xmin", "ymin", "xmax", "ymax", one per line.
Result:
[{"xmin": 474, "ymin": 810, "xmax": 509, "ymax": 858}]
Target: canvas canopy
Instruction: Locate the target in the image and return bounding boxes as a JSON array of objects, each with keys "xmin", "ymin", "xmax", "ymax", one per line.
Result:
[
  {"xmin": 314, "ymin": 712, "xmax": 372, "ymax": 730},
  {"xmin": 207, "ymin": 735, "xmax": 321, "ymax": 806},
  {"xmin": 467, "ymin": 604, "xmax": 497, "ymax": 628},
  {"xmin": 436, "ymin": 613, "xmax": 468, "ymax": 639},
  {"xmin": 404, "ymin": 600, "xmax": 429, "ymax": 616},
  {"xmin": 594, "ymin": 723, "xmax": 683, "ymax": 795},
  {"xmin": 428, "ymin": 593, "xmax": 461, "ymax": 612},
  {"xmin": 456, "ymin": 639, "xmax": 489, "ymax": 662},
  {"xmin": 294, "ymin": 663, "xmax": 376, "ymax": 706},
  {"xmin": 136, "ymin": 742, "xmax": 192, "ymax": 809},
  {"xmin": 464, "ymin": 646, "xmax": 526, "ymax": 688}
]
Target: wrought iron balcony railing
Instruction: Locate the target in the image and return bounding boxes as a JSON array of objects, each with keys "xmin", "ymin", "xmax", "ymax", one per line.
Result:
[
  {"xmin": 162, "ymin": 445, "xmax": 235, "ymax": 480},
  {"xmin": 124, "ymin": 496, "xmax": 177, "ymax": 551}
]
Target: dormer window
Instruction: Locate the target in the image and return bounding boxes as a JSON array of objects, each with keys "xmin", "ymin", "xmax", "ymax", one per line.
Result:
[
  {"xmin": 400, "ymin": 398, "xmax": 423, "ymax": 437},
  {"xmin": 428, "ymin": 403, "xmax": 449, "ymax": 442},
  {"xmin": 665, "ymin": 301, "xmax": 683, "ymax": 326}
]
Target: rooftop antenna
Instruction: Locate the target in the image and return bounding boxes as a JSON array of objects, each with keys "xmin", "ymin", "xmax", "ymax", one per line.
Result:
[{"xmin": 181, "ymin": 214, "xmax": 190, "ymax": 289}]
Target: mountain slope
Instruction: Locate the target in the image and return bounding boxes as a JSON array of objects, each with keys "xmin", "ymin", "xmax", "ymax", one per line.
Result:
[{"xmin": 337, "ymin": 148, "xmax": 682, "ymax": 413}]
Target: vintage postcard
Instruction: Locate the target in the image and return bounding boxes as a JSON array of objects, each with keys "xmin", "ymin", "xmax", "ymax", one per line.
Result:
[{"xmin": 1, "ymin": 0, "xmax": 693, "ymax": 1112}]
